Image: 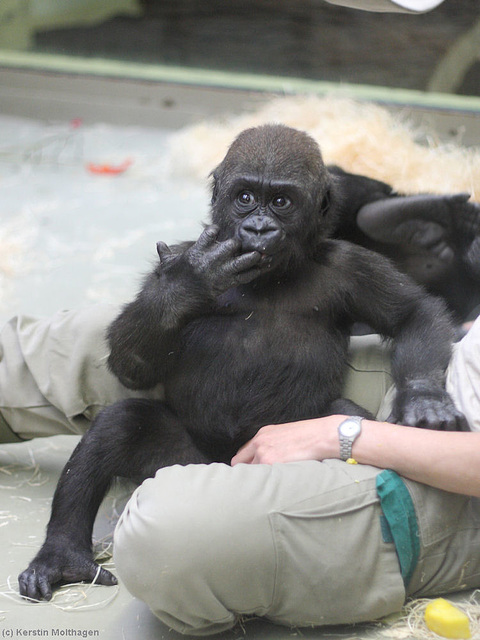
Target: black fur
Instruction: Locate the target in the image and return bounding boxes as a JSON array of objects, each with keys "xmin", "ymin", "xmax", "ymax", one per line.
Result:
[
  {"xmin": 18, "ymin": 124, "xmax": 467, "ymax": 600},
  {"xmin": 330, "ymin": 167, "xmax": 480, "ymax": 322}
]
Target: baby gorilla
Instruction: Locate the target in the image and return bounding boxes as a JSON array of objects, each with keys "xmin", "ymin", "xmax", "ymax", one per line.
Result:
[{"xmin": 19, "ymin": 124, "xmax": 466, "ymax": 600}]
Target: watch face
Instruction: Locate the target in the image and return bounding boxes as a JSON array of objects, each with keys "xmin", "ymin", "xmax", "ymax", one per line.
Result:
[{"xmin": 341, "ymin": 420, "xmax": 361, "ymax": 437}]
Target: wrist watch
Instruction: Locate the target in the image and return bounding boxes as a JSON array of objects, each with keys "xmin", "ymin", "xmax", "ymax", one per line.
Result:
[{"xmin": 338, "ymin": 416, "xmax": 363, "ymax": 461}]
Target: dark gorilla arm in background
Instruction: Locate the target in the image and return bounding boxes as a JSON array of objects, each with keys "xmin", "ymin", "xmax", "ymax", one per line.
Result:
[{"xmin": 330, "ymin": 166, "xmax": 480, "ymax": 323}]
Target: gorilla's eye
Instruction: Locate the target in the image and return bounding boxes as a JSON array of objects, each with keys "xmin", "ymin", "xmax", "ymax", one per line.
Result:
[
  {"xmin": 272, "ymin": 195, "xmax": 291, "ymax": 210},
  {"xmin": 237, "ymin": 191, "xmax": 255, "ymax": 206}
]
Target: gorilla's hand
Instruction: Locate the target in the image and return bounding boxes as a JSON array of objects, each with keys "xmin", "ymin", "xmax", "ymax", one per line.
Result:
[
  {"xmin": 18, "ymin": 543, "xmax": 117, "ymax": 601},
  {"xmin": 389, "ymin": 382, "xmax": 469, "ymax": 431},
  {"xmin": 158, "ymin": 225, "xmax": 266, "ymax": 297}
]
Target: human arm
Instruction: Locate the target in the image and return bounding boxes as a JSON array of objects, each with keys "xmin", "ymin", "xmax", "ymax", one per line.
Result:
[{"xmin": 231, "ymin": 415, "xmax": 480, "ymax": 497}]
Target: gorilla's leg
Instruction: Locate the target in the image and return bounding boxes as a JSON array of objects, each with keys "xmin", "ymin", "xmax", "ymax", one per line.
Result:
[
  {"xmin": 18, "ymin": 399, "xmax": 209, "ymax": 600},
  {"xmin": 357, "ymin": 193, "xmax": 480, "ymax": 271},
  {"xmin": 328, "ymin": 397, "xmax": 374, "ymax": 419}
]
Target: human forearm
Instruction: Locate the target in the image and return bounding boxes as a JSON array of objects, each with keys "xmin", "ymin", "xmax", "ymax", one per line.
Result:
[
  {"xmin": 352, "ymin": 419, "xmax": 480, "ymax": 497},
  {"xmin": 232, "ymin": 415, "xmax": 480, "ymax": 497}
]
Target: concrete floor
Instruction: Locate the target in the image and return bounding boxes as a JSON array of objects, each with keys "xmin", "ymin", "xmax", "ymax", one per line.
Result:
[
  {"xmin": 0, "ymin": 114, "xmax": 206, "ymax": 324},
  {"xmin": 0, "ymin": 81, "xmax": 479, "ymax": 639}
]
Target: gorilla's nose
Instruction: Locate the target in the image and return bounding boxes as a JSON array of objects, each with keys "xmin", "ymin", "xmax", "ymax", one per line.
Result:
[{"xmin": 238, "ymin": 216, "xmax": 283, "ymax": 252}]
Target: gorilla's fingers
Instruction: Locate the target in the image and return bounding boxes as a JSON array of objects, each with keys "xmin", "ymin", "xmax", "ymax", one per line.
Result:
[
  {"xmin": 92, "ymin": 566, "xmax": 118, "ymax": 587},
  {"xmin": 232, "ymin": 251, "xmax": 262, "ymax": 273},
  {"xmin": 390, "ymin": 385, "xmax": 469, "ymax": 432},
  {"xmin": 18, "ymin": 571, "xmax": 53, "ymax": 601},
  {"xmin": 195, "ymin": 225, "xmax": 220, "ymax": 249},
  {"xmin": 208, "ymin": 250, "xmax": 261, "ymax": 290},
  {"xmin": 430, "ymin": 241, "xmax": 455, "ymax": 263},
  {"xmin": 18, "ymin": 554, "xmax": 117, "ymax": 602},
  {"xmin": 189, "ymin": 227, "xmax": 239, "ymax": 264}
]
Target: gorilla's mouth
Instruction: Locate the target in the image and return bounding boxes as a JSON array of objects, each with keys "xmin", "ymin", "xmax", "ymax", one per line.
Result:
[{"xmin": 239, "ymin": 232, "xmax": 286, "ymax": 257}]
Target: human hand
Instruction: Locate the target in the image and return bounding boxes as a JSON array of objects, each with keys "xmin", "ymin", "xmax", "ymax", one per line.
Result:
[{"xmin": 231, "ymin": 417, "xmax": 341, "ymax": 465}]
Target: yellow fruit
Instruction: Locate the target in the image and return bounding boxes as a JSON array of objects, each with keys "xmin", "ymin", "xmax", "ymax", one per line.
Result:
[{"xmin": 424, "ymin": 598, "xmax": 471, "ymax": 639}]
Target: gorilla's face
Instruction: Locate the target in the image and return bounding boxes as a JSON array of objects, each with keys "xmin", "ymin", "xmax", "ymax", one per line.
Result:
[{"xmin": 210, "ymin": 124, "xmax": 334, "ymax": 270}]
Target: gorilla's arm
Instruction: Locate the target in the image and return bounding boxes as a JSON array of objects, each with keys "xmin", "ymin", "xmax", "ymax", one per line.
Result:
[
  {"xmin": 329, "ymin": 166, "xmax": 476, "ymax": 260},
  {"xmin": 331, "ymin": 241, "xmax": 466, "ymax": 430},
  {"xmin": 356, "ymin": 192, "xmax": 473, "ymax": 264},
  {"xmin": 331, "ymin": 167, "xmax": 480, "ymax": 321},
  {"xmin": 328, "ymin": 166, "xmax": 394, "ymax": 230},
  {"xmin": 107, "ymin": 226, "xmax": 264, "ymax": 389}
]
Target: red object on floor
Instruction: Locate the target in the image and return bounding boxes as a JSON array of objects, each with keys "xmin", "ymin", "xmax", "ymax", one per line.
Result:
[{"xmin": 86, "ymin": 158, "xmax": 133, "ymax": 175}]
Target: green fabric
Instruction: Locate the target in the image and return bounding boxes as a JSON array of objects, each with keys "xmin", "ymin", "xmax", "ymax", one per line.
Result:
[
  {"xmin": 376, "ymin": 469, "xmax": 420, "ymax": 586},
  {"xmin": 379, "ymin": 514, "xmax": 394, "ymax": 544}
]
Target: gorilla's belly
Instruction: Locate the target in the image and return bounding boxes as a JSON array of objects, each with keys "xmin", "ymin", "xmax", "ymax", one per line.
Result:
[{"xmin": 165, "ymin": 315, "xmax": 348, "ymax": 444}]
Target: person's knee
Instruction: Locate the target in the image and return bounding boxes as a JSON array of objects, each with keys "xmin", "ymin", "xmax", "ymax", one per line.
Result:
[
  {"xmin": 115, "ymin": 464, "xmax": 248, "ymax": 573},
  {"xmin": 114, "ymin": 471, "xmax": 220, "ymax": 634},
  {"xmin": 114, "ymin": 464, "xmax": 275, "ymax": 635}
]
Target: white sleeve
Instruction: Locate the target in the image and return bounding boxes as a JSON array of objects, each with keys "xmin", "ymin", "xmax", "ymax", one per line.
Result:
[
  {"xmin": 324, "ymin": 0, "xmax": 445, "ymax": 12},
  {"xmin": 447, "ymin": 317, "xmax": 480, "ymax": 433}
]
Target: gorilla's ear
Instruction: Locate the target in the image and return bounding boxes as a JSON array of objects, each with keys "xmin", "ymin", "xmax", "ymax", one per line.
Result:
[
  {"xmin": 320, "ymin": 171, "xmax": 340, "ymax": 219},
  {"xmin": 319, "ymin": 188, "xmax": 331, "ymax": 217},
  {"xmin": 156, "ymin": 241, "xmax": 173, "ymax": 264}
]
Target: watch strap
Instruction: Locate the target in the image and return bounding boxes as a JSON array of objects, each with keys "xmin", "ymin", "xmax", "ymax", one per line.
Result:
[{"xmin": 338, "ymin": 416, "xmax": 363, "ymax": 461}]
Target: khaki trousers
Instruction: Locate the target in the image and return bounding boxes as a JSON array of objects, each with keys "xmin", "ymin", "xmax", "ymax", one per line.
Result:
[
  {"xmin": 114, "ymin": 460, "xmax": 480, "ymax": 636},
  {"xmin": 0, "ymin": 305, "xmax": 164, "ymax": 442}
]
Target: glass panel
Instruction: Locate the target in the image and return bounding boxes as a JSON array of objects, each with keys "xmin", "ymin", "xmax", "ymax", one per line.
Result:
[{"xmin": 0, "ymin": 0, "xmax": 478, "ymax": 97}]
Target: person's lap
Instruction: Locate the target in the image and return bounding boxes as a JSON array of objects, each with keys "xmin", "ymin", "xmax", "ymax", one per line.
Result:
[
  {"xmin": 114, "ymin": 460, "xmax": 405, "ymax": 635},
  {"xmin": 1, "ymin": 306, "xmax": 480, "ymax": 635},
  {"xmin": 113, "ymin": 457, "xmax": 480, "ymax": 636}
]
